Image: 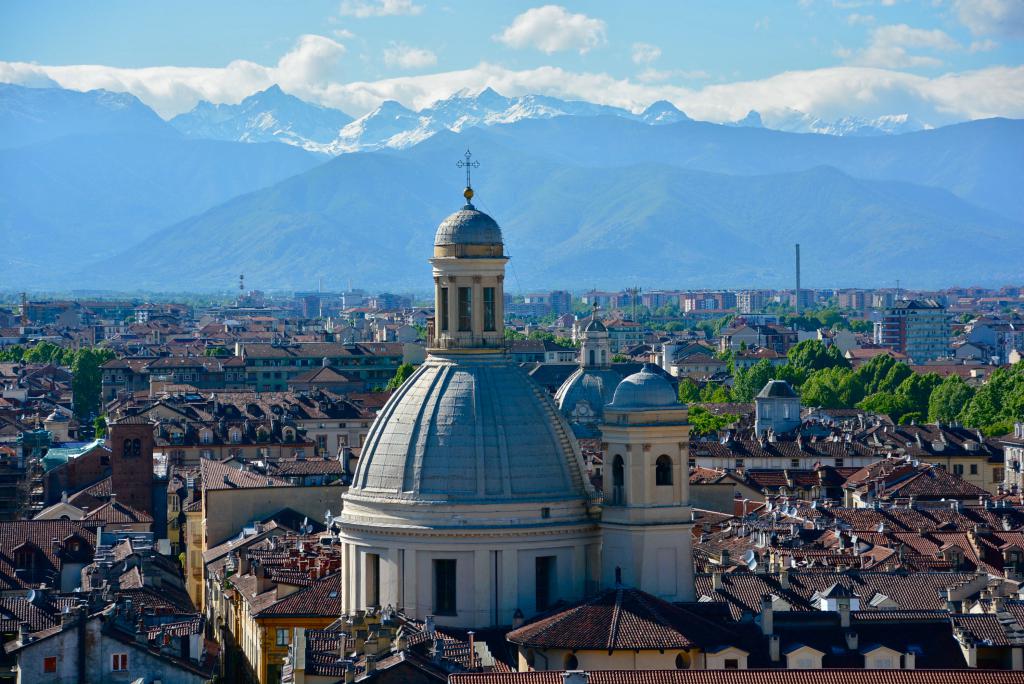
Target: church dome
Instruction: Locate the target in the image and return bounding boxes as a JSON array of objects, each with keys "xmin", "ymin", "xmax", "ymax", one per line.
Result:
[
  {"xmin": 434, "ymin": 203, "xmax": 503, "ymax": 247},
  {"xmin": 608, "ymin": 364, "xmax": 678, "ymax": 409},
  {"xmin": 555, "ymin": 366, "xmax": 622, "ymax": 423},
  {"xmin": 346, "ymin": 354, "xmax": 593, "ymax": 516},
  {"xmin": 583, "ymin": 317, "xmax": 606, "ymax": 333}
]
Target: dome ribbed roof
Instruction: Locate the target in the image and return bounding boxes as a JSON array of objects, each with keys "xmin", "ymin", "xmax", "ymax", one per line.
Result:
[
  {"xmin": 347, "ymin": 355, "xmax": 592, "ymax": 508},
  {"xmin": 434, "ymin": 204, "xmax": 503, "ymax": 246},
  {"xmin": 609, "ymin": 364, "xmax": 678, "ymax": 409},
  {"xmin": 555, "ymin": 366, "xmax": 622, "ymax": 421},
  {"xmin": 583, "ymin": 317, "xmax": 606, "ymax": 333}
]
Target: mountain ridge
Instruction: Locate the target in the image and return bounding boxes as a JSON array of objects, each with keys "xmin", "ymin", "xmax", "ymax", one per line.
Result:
[{"xmin": 83, "ymin": 127, "xmax": 1024, "ymax": 292}]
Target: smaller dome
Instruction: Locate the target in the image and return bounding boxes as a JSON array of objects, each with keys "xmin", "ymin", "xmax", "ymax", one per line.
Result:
[
  {"xmin": 45, "ymin": 410, "xmax": 68, "ymax": 422},
  {"xmin": 583, "ymin": 317, "xmax": 606, "ymax": 333},
  {"xmin": 609, "ymin": 364, "xmax": 678, "ymax": 409},
  {"xmin": 434, "ymin": 204, "xmax": 502, "ymax": 246}
]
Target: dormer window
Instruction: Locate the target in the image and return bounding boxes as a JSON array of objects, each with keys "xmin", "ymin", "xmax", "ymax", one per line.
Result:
[{"xmin": 229, "ymin": 429, "xmax": 242, "ymax": 444}]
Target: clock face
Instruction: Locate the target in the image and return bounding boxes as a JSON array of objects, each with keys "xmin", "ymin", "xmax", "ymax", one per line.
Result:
[{"xmin": 573, "ymin": 401, "xmax": 594, "ymax": 419}]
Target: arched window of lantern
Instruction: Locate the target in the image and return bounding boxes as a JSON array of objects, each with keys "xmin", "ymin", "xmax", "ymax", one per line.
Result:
[{"xmin": 656, "ymin": 455, "xmax": 673, "ymax": 486}]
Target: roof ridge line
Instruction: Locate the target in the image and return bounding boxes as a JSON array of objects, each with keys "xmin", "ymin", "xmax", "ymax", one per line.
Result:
[{"xmin": 607, "ymin": 587, "xmax": 623, "ymax": 650}]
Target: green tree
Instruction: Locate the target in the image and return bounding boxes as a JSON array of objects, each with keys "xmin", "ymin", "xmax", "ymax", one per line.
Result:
[
  {"xmin": 700, "ymin": 384, "xmax": 731, "ymax": 403},
  {"xmin": 385, "ymin": 362, "xmax": 416, "ymax": 390},
  {"xmin": 895, "ymin": 372, "xmax": 943, "ymax": 418},
  {"xmin": 93, "ymin": 415, "xmax": 107, "ymax": 438},
  {"xmin": 677, "ymin": 378, "xmax": 701, "ymax": 403},
  {"xmin": 504, "ymin": 329, "xmax": 527, "ymax": 341},
  {"xmin": 959, "ymin": 364, "xmax": 1024, "ymax": 433},
  {"xmin": 731, "ymin": 359, "xmax": 775, "ymax": 402},
  {"xmin": 689, "ymin": 406, "xmax": 739, "ymax": 436},
  {"xmin": 786, "ymin": 340, "xmax": 849, "ymax": 372},
  {"xmin": 800, "ymin": 366, "xmax": 851, "ymax": 408},
  {"xmin": 24, "ymin": 341, "xmax": 66, "ymax": 365},
  {"xmin": 928, "ymin": 375, "xmax": 975, "ymax": 423},
  {"xmin": 204, "ymin": 346, "xmax": 230, "ymax": 357},
  {"xmin": 857, "ymin": 391, "xmax": 913, "ymax": 423},
  {"xmin": 71, "ymin": 347, "xmax": 116, "ymax": 419},
  {"xmin": 877, "ymin": 363, "xmax": 913, "ymax": 394},
  {"xmin": 0, "ymin": 345, "xmax": 25, "ymax": 362}
]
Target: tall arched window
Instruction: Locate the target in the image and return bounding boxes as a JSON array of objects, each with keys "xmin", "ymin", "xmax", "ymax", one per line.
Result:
[
  {"xmin": 612, "ymin": 455, "xmax": 625, "ymax": 505},
  {"xmin": 656, "ymin": 455, "xmax": 673, "ymax": 486},
  {"xmin": 565, "ymin": 653, "xmax": 579, "ymax": 670}
]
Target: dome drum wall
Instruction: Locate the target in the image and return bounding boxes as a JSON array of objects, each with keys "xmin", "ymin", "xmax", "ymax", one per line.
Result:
[{"xmin": 338, "ymin": 526, "xmax": 601, "ymax": 628}]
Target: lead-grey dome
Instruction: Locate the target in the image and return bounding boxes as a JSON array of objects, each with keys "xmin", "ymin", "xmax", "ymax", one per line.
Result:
[
  {"xmin": 434, "ymin": 204, "xmax": 503, "ymax": 246},
  {"xmin": 348, "ymin": 354, "xmax": 592, "ymax": 507},
  {"xmin": 609, "ymin": 364, "xmax": 678, "ymax": 409},
  {"xmin": 583, "ymin": 317, "xmax": 606, "ymax": 333},
  {"xmin": 555, "ymin": 366, "xmax": 622, "ymax": 423}
]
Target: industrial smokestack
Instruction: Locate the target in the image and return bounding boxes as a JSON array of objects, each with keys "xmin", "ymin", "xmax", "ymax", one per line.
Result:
[{"xmin": 795, "ymin": 243, "xmax": 801, "ymax": 315}]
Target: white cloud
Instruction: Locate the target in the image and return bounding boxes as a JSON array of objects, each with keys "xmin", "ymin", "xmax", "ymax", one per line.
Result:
[
  {"xmin": 0, "ymin": 34, "xmax": 346, "ymax": 118},
  {"xmin": 846, "ymin": 23, "xmax": 960, "ymax": 68},
  {"xmin": 846, "ymin": 13, "xmax": 875, "ymax": 26},
  {"xmin": 332, "ymin": 28, "xmax": 356, "ymax": 39},
  {"xmin": 969, "ymin": 38, "xmax": 999, "ymax": 52},
  {"xmin": 631, "ymin": 42, "xmax": 661, "ymax": 65},
  {"xmin": 954, "ymin": 0, "xmax": 1024, "ymax": 38},
  {"xmin": 495, "ymin": 5, "xmax": 606, "ymax": 55},
  {"xmin": 2, "ymin": 38, "xmax": 1022, "ymax": 130},
  {"xmin": 383, "ymin": 43, "xmax": 437, "ymax": 69},
  {"xmin": 637, "ymin": 68, "xmax": 710, "ymax": 84},
  {"xmin": 338, "ymin": 0, "xmax": 422, "ymax": 18}
]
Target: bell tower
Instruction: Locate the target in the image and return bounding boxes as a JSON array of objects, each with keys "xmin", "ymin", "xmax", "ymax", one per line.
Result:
[
  {"xmin": 578, "ymin": 304, "xmax": 612, "ymax": 368},
  {"xmin": 430, "ymin": 150, "xmax": 507, "ymax": 352},
  {"xmin": 108, "ymin": 416, "xmax": 155, "ymax": 516},
  {"xmin": 599, "ymin": 366, "xmax": 694, "ymax": 601}
]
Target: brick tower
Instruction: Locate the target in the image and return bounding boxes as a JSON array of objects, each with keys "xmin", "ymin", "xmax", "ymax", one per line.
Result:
[{"xmin": 107, "ymin": 416, "xmax": 155, "ymax": 516}]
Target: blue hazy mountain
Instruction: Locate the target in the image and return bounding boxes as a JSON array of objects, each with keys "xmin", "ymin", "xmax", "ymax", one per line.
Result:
[
  {"xmin": 0, "ymin": 83, "xmax": 173, "ymax": 148},
  {"xmin": 170, "ymin": 85, "xmax": 353, "ymax": 151},
  {"xmin": 0, "ymin": 84, "xmax": 325, "ymax": 285},
  {"xmin": 3, "ymin": 83, "xmax": 1023, "ymax": 291},
  {"xmin": 86, "ymin": 125, "xmax": 1024, "ymax": 292},
  {"xmin": 475, "ymin": 114, "xmax": 1023, "ymax": 221}
]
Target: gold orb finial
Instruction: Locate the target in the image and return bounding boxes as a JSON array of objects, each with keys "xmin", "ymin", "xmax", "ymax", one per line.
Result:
[{"xmin": 464, "ymin": 186, "xmax": 474, "ymax": 202}]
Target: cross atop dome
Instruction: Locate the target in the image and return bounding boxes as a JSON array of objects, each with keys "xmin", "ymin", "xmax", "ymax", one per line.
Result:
[{"xmin": 456, "ymin": 149, "xmax": 480, "ymax": 203}]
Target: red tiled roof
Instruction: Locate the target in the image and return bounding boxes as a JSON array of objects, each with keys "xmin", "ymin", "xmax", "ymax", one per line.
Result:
[
  {"xmin": 507, "ymin": 588, "xmax": 731, "ymax": 651},
  {"xmin": 200, "ymin": 458, "xmax": 294, "ymax": 491},
  {"xmin": 0, "ymin": 520, "xmax": 96, "ymax": 589},
  {"xmin": 256, "ymin": 572, "xmax": 341, "ymax": 617}
]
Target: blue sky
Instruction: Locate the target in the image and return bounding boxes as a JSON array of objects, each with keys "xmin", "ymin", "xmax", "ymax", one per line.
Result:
[{"xmin": 1, "ymin": 1, "xmax": 1022, "ymax": 124}]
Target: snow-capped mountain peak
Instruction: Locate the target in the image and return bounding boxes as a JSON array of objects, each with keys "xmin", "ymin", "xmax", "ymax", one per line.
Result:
[
  {"xmin": 170, "ymin": 84, "xmax": 353, "ymax": 151},
  {"xmin": 640, "ymin": 100, "xmax": 690, "ymax": 125}
]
